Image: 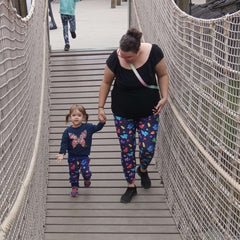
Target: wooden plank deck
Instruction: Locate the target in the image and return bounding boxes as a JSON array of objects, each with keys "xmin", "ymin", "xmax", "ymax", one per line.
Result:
[{"xmin": 45, "ymin": 49, "xmax": 181, "ymax": 240}]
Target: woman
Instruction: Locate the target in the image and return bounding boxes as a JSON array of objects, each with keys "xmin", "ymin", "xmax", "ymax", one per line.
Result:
[{"xmin": 98, "ymin": 28, "xmax": 169, "ymax": 203}]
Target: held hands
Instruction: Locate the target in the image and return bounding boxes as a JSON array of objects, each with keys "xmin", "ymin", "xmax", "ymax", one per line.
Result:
[
  {"xmin": 98, "ymin": 107, "xmax": 107, "ymax": 123},
  {"xmin": 152, "ymin": 98, "xmax": 168, "ymax": 115},
  {"xmin": 56, "ymin": 154, "xmax": 64, "ymax": 164}
]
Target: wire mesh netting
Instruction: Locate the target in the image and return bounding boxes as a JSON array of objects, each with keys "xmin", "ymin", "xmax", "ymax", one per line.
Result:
[{"xmin": 129, "ymin": 0, "xmax": 240, "ymax": 239}]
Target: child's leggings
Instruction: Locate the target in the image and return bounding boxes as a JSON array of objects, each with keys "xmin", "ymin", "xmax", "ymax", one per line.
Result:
[
  {"xmin": 60, "ymin": 14, "xmax": 76, "ymax": 45},
  {"xmin": 114, "ymin": 114, "xmax": 159, "ymax": 184},
  {"xmin": 68, "ymin": 155, "xmax": 91, "ymax": 187}
]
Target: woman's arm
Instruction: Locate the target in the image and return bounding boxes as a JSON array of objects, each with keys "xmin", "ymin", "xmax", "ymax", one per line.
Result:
[
  {"xmin": 98, "ymin": 65, "xmax": 115, "ymax": 123},
  {"xmin": 154, "ymin": 58, "xmax": 169, "ymax": 115}
]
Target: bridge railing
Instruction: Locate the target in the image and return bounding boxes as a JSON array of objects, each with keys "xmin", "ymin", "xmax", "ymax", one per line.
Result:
[
  {"xmin": 129, "ymin": 0, "xmax": 240, "ymax": 239},
  {"xmin": 0, "ymin": 1, "xmax": 49, "ymax": 239}
]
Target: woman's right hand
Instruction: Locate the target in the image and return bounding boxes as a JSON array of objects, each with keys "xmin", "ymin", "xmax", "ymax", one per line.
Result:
[{"xmin": 98, "ymin": 107, "xmax": 107, "ymax": 123}]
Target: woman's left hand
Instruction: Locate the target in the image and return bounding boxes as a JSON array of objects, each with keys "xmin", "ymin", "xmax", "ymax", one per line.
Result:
[{"xmin": 152, "ymin": 98, "xmax": 168, "ymax": 115}]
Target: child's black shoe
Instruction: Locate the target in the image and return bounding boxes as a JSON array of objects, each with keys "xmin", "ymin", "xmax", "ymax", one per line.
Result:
[
  {"xmin": 64, "ymin": 44, "xmax": 70, "ymax": 51},
  {"xmin": 70, "ymin": 31, "xmax": 76, "ymax": 39}
]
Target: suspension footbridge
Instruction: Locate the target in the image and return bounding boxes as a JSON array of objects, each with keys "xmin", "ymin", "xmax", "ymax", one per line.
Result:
[{"xmin": 0, "ymin": 0, "xmax": 240, "ymax": 240}]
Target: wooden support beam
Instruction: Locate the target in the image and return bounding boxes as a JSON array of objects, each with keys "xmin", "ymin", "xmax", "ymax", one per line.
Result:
[
  {"xmin": 111, "ymin": 0, "xmax": 116, "ymax": 8},
  {"xmin": 117, "ymin": 0, "xmax": 121, "ymax": 5}
]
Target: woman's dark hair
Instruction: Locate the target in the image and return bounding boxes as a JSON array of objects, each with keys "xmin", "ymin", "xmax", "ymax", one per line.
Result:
[{"xmin": 119, "ymin": 28, "xmax": 142, "ymax": 53}]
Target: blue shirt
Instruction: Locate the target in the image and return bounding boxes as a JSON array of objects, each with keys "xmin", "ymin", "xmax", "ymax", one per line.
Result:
[
  {"xmin": 59, "ymin": 0, "xmax": 79, "ymax": 16},
  {"xmin": 59, "ymin": 122, "xmax": 105, "ymax": 157}
]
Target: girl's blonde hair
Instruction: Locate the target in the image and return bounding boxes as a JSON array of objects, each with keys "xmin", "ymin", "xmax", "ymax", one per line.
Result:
[{"xmin": 65, "ymin": 104, "xmax": 89, "ymax": 123}]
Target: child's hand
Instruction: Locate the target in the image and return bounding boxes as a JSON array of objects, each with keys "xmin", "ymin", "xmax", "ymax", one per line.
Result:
[
  {"xmin": 56, "ymin": 154, "xmax": 64, "ymax": 164},
  {"xmin": 98, "ymin": 108, "xmax": 107, "ymax": 123}
]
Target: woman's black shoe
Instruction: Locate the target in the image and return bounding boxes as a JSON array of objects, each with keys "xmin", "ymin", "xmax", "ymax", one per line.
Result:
[
  {"xmin": 120, "ymin": 186, "xmax": 137, "ymax": 203},
  {"xmin": 137, "ymin": 166, "xmax": 151, "ymax": 189}
]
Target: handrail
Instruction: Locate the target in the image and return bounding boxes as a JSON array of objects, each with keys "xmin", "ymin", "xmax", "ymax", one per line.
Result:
[
  {"xmin": 168, "ymin": 98, "xmax": 240, "ymax": 193},
  {"xmin": 0, "ymin": 1, "xmax": 48, "ymax": 239}
]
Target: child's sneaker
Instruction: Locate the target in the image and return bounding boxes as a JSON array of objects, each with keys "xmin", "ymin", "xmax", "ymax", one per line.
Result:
[
  {"xmin": 84, "ymin": 180, "xmax": 91, "ymax": 188},
  {"xmin": 70, "ymin": 31, "xmax": 76, "ymax": 39},
  {"xmin": 64, "ymin": 44, "xmax": 70, "ymax": 51},
  {"xmin": 71, "ymin": 186, "xmax": 78, "ymax": 197}
]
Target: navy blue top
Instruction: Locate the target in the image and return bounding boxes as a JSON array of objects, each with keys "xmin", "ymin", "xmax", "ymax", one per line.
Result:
[
  {"xmin": 107, "ymin": 44, "xmax": 164, "ymax": 119},
  {"xmin": 59, "ymin": 122, "xmax": 105, "ymax": 157}
]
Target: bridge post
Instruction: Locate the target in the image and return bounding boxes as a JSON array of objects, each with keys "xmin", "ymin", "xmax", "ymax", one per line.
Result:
[{"xmin": 111, "ymin": 0, "xmax": 116, "ymax": 8}]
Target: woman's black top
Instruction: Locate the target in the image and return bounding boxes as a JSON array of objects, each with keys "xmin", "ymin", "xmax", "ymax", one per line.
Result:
[{"xmin": 106, "ymin": 44, "xmax": 164, "ymax": 119}]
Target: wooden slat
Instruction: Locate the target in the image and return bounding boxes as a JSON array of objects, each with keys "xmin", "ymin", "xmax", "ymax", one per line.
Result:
[
  {"xmin": 49, "ymin": 102, "xmax": 111, "ymax": 110},
  {"xmin": 48, "ymin": 161, "xmax": 156, "ymax": 168},
  {"xmin": 50, "ymin": 122, "xmax": 116, "ymax": 127},
  {"xmin": 49, "ymin": 138, "xmax": 119, "ymax": 146},
  {"xmin": 50, "ymin": 145, "xmax": 121, "ymax": 152},
  {"xmin": 46, "ymin": 202, "xmax": 169, "ymax": 210},
  {"xmin": 47, "ymin": 187, "xmax": 164, "ymax": 195},
  {"xmin": 50, "ymin": 50, "xmax": 113, "ymax": 58},
  {"xmin": 50, "ymin": 86, "xmax": 102, "ymax": 93},
  {"xmin": 50, "ymin": 80, "xmax": 101, "ymax": 87},
  {"xmin": 50, "ymin": 59, "xmax": 106, "ymax": 66},
  {"xmin": 47, "ymin": 172, "xmax": 161, "ymax": 180},
  {"xmin": 46, "ymin": 209, "xmax": 172, "ymax": 217},
  {"xmin": 47, "ymin": 180, "xmax": 162, "ymax": 188},
  {"xmin": 50, "ymin": 98, "xmax": 106, "ymax": 105},
  {"xmin": 48, "ymin": 165, "xmax": 156, "ymax": 173},
  {"xmin": 50, "ymin": 64, "xmax": 106, "ymax": 72},
  {"xmin": 50, "ymin": 69, "xmax": 104, "ymax": 77},
  {"xmin": 45, "ymin": 217, "xmax": 174, "ymax": 225},
  {"xmin": 46, "ymin": 195, "xmax": 166, "ymax": 203},
  {"xmin": 45, "ymin": 225, "xmax": 178, "ymax": 233},
  {"xmin": 49, "ymin": 152, "xmax": 121, "ymax": 158},
  {"xmin": 49, "ymin": 109, "xmax": 113, "ymax": 116},
  {"xmin": 48, "ymin": 159, "xmax": 121, "ymax": 166},
  {"xmin": 46, "ymin": 49, "xmax": 180, "ymax": 240},
  {"xmin": 45, "ymin": 233, "xmax": 182, "ymax": 240},
  {"xmin": 50, "ymin": 75, "xmax": 104, "ymax": 82}
]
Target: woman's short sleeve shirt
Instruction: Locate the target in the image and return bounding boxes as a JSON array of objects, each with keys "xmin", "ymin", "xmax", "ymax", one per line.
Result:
[{"xmin": 106, "ymin": 44, "xmax": 164, "ymax": 119}]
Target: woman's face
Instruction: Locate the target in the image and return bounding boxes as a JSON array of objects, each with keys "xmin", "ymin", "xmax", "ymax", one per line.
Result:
[{"xmin": 117, "ymin": 49, "xmax": 138, "ymax": 63}]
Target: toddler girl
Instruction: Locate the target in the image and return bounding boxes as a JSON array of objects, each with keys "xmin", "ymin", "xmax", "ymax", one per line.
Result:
[{"xmin": 57, "ymin": 104, "xmax": 105, "ymax": 197}]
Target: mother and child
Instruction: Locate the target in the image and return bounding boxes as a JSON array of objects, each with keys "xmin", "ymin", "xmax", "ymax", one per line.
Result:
[{"xmin": 57, "ymin": 28, "xmax": 169, "ymax": 203}]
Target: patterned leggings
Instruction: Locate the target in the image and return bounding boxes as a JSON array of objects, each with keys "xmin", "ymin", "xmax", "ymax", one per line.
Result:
[
  {"xmin": 60, "ymin": 14, "xmax": 76, "ymax": 45},
  {"xmin": 68, "ymin": 155, "xmax": 91, "ymax": 187},
  {"xmin": 114, "ymin": 115, "xmax": 159, "ymax": 184}
]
